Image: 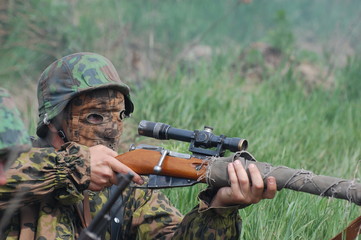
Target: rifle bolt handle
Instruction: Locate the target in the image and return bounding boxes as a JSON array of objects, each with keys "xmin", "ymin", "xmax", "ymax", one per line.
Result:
[{"xmin": 153, "ymin": 150, "xmax": 169, "ymax": 173}]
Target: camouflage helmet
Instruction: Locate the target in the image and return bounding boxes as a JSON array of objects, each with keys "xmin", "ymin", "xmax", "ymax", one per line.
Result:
[
  {"xmin": 0, "ymin": 88, "xmax": 31, "ymax": 160},
  {"xmin": 36, "ymin": 52, "xmax": 134, "ymax": 138}
]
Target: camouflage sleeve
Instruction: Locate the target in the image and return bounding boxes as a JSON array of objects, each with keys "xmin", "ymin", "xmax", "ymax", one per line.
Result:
[
  {"xmin": 0, "ymin": 142, "xmax": 91, "ymax": 209},
  {"xmin": 172, "ymin": 187, "xmax": 242, "ymax": 240},
  {"xmin": 122, "ymin": 187, "xmax": 241, "ymax": 240}
]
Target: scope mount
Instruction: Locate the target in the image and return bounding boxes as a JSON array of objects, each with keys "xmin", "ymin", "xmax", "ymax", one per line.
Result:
[{"xmin": 189, "ymin": 128, "xmax": 226, "ymax": 158}]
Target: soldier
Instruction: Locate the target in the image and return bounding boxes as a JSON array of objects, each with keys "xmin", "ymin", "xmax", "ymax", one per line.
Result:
[
  {"xmin": 0, "ymin": 87, "xmax": 141, "ymax": 238},
  {"xmin": 0, "ymin": 88, "xmax": 31, "ymax": 185},
  {"xmin": 2, "ymin": 52, "xmax": 277, "ymax": 239}
]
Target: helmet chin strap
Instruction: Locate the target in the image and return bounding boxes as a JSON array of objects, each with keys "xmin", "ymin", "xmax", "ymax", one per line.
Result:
[
  {"xmin": 47, "ymin": 127, "xmax": 68, "ymax": 150},
  {"xmin": 49, "ymin": 113, "xmax": 69, "ymax": 144}
]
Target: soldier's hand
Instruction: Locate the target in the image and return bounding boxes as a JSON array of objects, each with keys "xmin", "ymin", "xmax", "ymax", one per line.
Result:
[
  {"xmin": 210, "ymin": 160, "xmax": 277, "ymax": 208},
  {"xmin": 88, "ymin": 145, "xmax": 143, "ymax": 191}
]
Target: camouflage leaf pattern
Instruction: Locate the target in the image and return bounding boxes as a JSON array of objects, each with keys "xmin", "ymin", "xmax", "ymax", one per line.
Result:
[
  {"xmin": 119, "ymin": 187, "xmax": 183, "ymax": 239},
  {"xmin": 0, "ymin": 142, "xmax": 91, "ymax": 240},
  {"xmin": 96, "ymin": 185, "xmax": 242, "ymax": 240},
  {"xmin": 36, "ymin": 52, "xmax": 134, "ymax": 138},
  {"xmin": 0, "ymin": 142, "xmax": 242, "ymax": 239},
  {"xmin": 172, "ymin": 188, "xmax": 242, "ymax": 240},
  {"xmin": 0, "ymin": 88, "xmax": 31, "ymax": 158}
]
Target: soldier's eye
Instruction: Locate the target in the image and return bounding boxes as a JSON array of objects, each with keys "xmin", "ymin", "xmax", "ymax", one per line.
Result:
[{"xmin": 86, "ymin": 113, "xmax": 104, "ymax": 124}]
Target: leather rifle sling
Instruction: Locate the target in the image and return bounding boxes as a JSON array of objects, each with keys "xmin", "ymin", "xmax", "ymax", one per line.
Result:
[
  {"xmin": 19, "ymin": 206, "xmax": 36, "ymax": 240},
  {"xmin": 331, "ymin": 215, "xmax": 361, "ymax": 240},
  {"xmin": 75, "ymin": 190, "xmax": 92, "ymax": 229},
  {"xmin": 83, "ymin": 190, "xmax": 92, "ymax": 227}
]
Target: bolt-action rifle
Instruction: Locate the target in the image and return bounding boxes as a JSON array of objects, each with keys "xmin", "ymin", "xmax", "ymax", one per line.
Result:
[{"xmin": 115, "ymin": 120, "xmax": 361, "ymax": 206}]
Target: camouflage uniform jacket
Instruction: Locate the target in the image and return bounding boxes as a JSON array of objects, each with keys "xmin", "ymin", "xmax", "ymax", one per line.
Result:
[{"xmin": 0, "ymin": 141, "xmax": 242, "ymax": 239}]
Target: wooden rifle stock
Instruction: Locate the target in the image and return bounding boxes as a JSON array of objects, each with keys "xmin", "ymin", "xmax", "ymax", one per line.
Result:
[
  {"xmin": 116, "ymin": 148, "xmax": 361, "ymax": 207},
  {"xmin": 115, "ymin": 149, "xmax": 207, "ymax": 182},
  {"xmin": 116, "ymin": 147, "xmax": 361, "ymax": 240}
]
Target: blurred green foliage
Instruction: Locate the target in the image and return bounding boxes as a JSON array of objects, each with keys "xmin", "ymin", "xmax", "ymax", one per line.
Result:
[
  {"xmin": 1, "ymin": 0, "xmax": 360, "ymax": 88},
  {"xmin": 338, "ymin": 57, "xmax": 361, "ymax": 101}
]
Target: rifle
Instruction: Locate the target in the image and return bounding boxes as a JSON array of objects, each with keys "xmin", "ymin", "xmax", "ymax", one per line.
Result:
[{"xmin": 115, "ymin": 120, "xmax": 361, "ymax": 206}]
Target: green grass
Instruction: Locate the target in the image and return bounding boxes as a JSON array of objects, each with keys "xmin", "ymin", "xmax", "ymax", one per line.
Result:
[{"xmin": 128, "ymin": 56, "xmax": 361, "ymax": 239}]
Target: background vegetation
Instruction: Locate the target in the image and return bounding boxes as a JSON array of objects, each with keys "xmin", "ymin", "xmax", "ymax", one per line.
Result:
[{"xmin": 1, "ymin": 0, "xmax": 361, "ymax": 239}]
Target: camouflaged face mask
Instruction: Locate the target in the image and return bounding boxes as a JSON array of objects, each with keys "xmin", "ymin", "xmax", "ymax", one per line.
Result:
[{"xmin": 64, "ymin": 89, "xmax": 125, "ymax": 152}]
